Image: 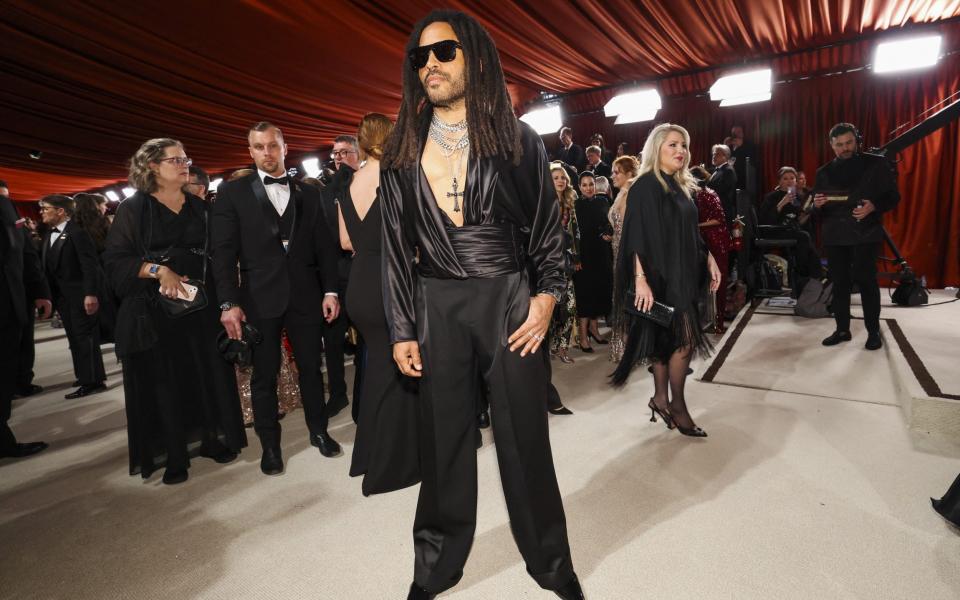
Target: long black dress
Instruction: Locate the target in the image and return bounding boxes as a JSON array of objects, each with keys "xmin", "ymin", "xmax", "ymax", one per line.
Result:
[
  {"xmin": 611, "ymin": 171, "xmax": 712, "ymax": 385},
  {"xmin": 573, "ymin": 193, "xmax": 613, "ymax": 318},
  {"xmin": 103, "ymin": 192, "xmax": 246, "ymax": 477},
  {"xmin": 341, "ymin": 177, "xmax": 420, "ymax": 496}
]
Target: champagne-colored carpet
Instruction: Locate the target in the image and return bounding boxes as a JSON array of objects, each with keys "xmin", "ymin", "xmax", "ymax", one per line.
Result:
[{"xmin": 2, "ymin": 303, "xmax": 959, "ymax": 599}]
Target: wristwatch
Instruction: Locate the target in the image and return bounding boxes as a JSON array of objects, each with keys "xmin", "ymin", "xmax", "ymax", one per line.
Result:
[
  {"xmin": 219, "ymin": 301, "xmax": 238, "ymax": 311},
  {"xmin": 148, "ymin": 263, "xmax": 161, "ymax": 278}
]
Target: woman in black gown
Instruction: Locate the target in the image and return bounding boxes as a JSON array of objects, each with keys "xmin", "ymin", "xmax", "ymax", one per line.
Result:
[
  {"xmin": 103, "ymin": 138, "xmax": 246, "ymax": 484},
  {"xmin": 611, "ymin": 124, "xmax": 721, "ymax": 437},
  {"xmin": 573, "ymin": 171, "xmax": 614, "ymax": 351},
  {"xmin": 337, "ymin": 114, "xmax": 419, "ymax": 496}
]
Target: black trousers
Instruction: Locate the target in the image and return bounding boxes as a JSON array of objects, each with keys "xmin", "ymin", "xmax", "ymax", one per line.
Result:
[
  {"xmin": 57, "ymin": 294, "xmax": 105, "ymax": 386},
  {"xmin": 248, "ymin": 313, "xmax": 328, "ymax": 446},
  {"xmin": 1, "ymin": 286, "xmax": 22, "ymax": 452},
  {"xmin": 413, "ymin": 273, "xmax": 573, "ymax": 594},
  {"xmin": 476, "ymin": 331, "xmax": 563, "ymax": 417},
  {"xmin": 826, "ymin": 243, "xmax": 881, "ymax": 333},
  {"xmin": 16, "ymin": 297, "xmax": 36, "ymax": 390}
]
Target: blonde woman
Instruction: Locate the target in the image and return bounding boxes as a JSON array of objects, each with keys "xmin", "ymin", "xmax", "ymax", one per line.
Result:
[
  {"xmin": 607, "ymin": 155, "xmax": 639, "ymax": 363},
  {"xmin": 548, "ymin": 163, "xmax": 580, "ymax": 364},
  {"xmin": 610, "ymin": 125, "xmax": 721, "ymax": 438}
]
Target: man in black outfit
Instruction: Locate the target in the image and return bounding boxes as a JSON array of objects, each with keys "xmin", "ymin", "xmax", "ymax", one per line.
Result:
[
  {"xmin": 213, "ymin": 122, "xmax": 343, "ymax": 475},
  {"xmin": 39, "ymin": 194, "xmax": 107, "ymax": 398},
  {"xmin": 1, "ymin": 191, "xmax": 53, "ymax": 459},
  {"xmin": 381, "ymin": 10, "xmax": 583, "ymax": 600},
  {"xmin": 584, "ymin": 145, "xmax": 612, "ymax": 179},
  {"xmin": 555, "ymin": 126, "xmax": 585, "ymax": 173},
  {"xmin": 813, "ymin": 122, "xmax": 900, "ymax": 350},
  {"xmin": 708, "ymin": 143, "xmax": 738, "ymax": 225},
  {"xmin": 729, "ymin": 124, "xmax": 760, "ymax": 195}
]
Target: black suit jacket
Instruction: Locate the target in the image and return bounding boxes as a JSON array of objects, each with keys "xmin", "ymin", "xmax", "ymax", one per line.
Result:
[
  {"xmin": 556, "ymin": 143, "xmax": 586, "ymax": 172},
  {"xmin": 212, "ymin": 173, "xmax": 339, "ymax": 323},
  {"xmin": 1, "ymin": 196, "xmax": 50, "ymax": 325},
  {"xmin": 587, "ymin": 161, "xmax": 612, "ymax": 179},
  {"xmin": 708, "ymin": 163, "xmax": 738, "ymax": 217},
  {"xmin": 41, "ymin": 220, "xmax": 100, "ymax": 307},
  {"xmin": 320, "ymin": 164, "xmax": 356, "ymax": 287}
]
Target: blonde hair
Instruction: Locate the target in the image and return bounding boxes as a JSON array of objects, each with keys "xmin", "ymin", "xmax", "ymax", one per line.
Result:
[
  {"xmin": 357, "ymin": 113, "xmax": 394, "ymax": 161},
  {"xmin": 608, "ymin": 155, "xmax": 640, "ymax": 224},
  {"xmin": 128, "ymin": 138, "xmax": 183, "ymax": 193},
  {"xmin": 638, "ymin": 123, "xmax": 698, "ymax": 199},
  {"xmin": 550, "ymin": 164, "xmax": 577, "ymax": 213}
]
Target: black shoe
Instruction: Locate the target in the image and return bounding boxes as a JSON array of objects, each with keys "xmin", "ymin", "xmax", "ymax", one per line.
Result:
[
  {"xmin": 477, "ymin": 410, "xmax": 491, "ymax": 429},
  {"xmin": 406, "ymin": 582, "xmax": 436, "ymax": 600},
  {"xmin": 64, "ymin": 382, "xmax": 107, "ymax": 399},
  {"xmin": 0, "ymin": 441, "xmax": 49, "ymax": 459},
  {"xmin": 865, "ymin": 331, "xmax": 883, "ymax": 351},
  {"xmin": 71, "ymin": 380, "xmax": 81, "ymax": 387},
  {"xmin": 326, "ymin": 395, "xmax": 349, "ymax": 418},
  {"xmin": 14, "ymin": 384, "xmax": 43, "ymax": 398},
  {"xmin": 548, "ymin": 405, "xmax": 574, "ymax": 415},
  {"xmin": 555, "ymin": 574, "xmax": 585, "ymax": 600},
  {"xmin": 676, "ymin": 424, "xmax": 708, "ymax": 437},
  {"xmin": 578, "ymin": 344, "xmax": 594, "ymax": 353},
  {"xmin": 822, "ymin": 330, "xmax": 852, "ymax": 346},
  {"xmin": 162, "ymin": 468, "xmax": 189, "ymax": 485},
  {"xmin": 588, "ymin": 332, "xmax": 609, "ymax": 345},
  {"xmin": 199, "ymin": 441, "xmax": 238, "ymax": 464},
  {"xmin": 260, "ymin": 446, "xmax": 284, "ymax": 475},
  {"xmin": 310, "ymin": 431, "xmax": 342, "ymax": 457}
]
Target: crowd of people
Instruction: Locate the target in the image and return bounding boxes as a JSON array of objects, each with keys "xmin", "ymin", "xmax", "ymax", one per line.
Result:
[{"xmin": 3, "ymin": 7, "xmax": 942, "ymax": 600}]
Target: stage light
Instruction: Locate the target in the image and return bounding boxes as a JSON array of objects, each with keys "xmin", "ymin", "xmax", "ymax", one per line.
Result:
[
  {"xmin": 719, "ymin": 92, "xmax": 772, "ymax": 107},
  {"xmin": 710, "ymin": 68, "xmax": 772, "ymax": 106},
  {"xmin": 122, "ymin": 186, "xmax": 136, "ymax": 199},
  {"xmin": 874, "ymin": 35, "xmax": 941, "ymax": 74},
  {"xmin": 604, "ymin": 88, "xmax": 662, "ymax": 121},
  {"xmin": 520, "ymin": 104, "xmax": 563, "ymax": 135},
  {"xmin": 104, "ymin": 190, "xmax": 120, "ymax": 202},
  {"xmin": 302, "ymin": 157, "xmax": 321, "ymax": 178},
  {"xmin": 209, "ymin": 178, "xmax": 223, "ymax": 193}
]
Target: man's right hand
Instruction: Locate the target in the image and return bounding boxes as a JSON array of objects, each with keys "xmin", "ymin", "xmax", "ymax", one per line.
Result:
[
  {"xmin": 393, "ymin": 341, "xmax": 423, "ymax": 378},
  {"xmin": 813, "ymin": 193, "xmax": 828, "ymax": 209},
  {"xmin": 220, "ymin": 306, "xmax": 246, "ymax": 340}
]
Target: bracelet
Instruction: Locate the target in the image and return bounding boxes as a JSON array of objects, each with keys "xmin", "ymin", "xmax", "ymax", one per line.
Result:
[{"xmin": 634, "ymin": 274, "xmax": 646, "ymax": 280}]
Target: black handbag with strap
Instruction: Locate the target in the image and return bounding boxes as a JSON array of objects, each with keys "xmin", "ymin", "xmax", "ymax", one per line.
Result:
[{"xmin": 141, "ymin": 201, "xmax": 210, "ymax": 318}]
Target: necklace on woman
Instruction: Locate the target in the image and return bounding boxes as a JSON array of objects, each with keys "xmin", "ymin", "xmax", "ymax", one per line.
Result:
[{"xmin": 429, "ymin": 113, "xmax": 469, "ymax": 212}]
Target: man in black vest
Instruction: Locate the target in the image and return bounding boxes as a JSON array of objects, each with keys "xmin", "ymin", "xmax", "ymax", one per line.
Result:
[
  {"xmin": 39, "ymin": 194, "xmax": 107, "ymax": 398},
  {"xmin": 813, "ymin": 122, "xmax": 900, "ymax": 350},
  {"xmin": 213, "ymin": 122, "xmax": 343, "ymax": 475},
  {"xmin": 1, "ymin": 192, "xmax": 52, "ymax": 459}
]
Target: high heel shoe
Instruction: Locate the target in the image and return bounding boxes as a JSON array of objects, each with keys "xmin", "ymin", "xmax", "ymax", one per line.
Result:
[
  {"xmin": 558, "ymin": 350, "xmax": 574, "ymax": 364},
  {"xmin": 676, "ymin": 424, "xmax": 708, "ymax": 437},
  {"xmin": 588, "ymin": 331, "xmax": 609, "ymax": 344},
  {"xmin": 578, "ymin": 344, "xmax": 594, "ymax": 353},
  {"xmin": 648, "ymin": 398, "xmax": 675, "ymax": 430},
  {"xmin": 554, "ymin": 573, "xmax": 585, "ymax": 599}
]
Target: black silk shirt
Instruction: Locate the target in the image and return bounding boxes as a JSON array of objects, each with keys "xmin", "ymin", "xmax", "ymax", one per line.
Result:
[{"xmin": 380, "ymin": 120, "xmax": 566, "ymax": 343}]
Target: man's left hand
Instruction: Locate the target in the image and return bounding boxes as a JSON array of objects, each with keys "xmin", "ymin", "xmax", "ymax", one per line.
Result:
[
  {"xmin": 852, "ymin": 199, "xmax": 876, "ymax": 221},
  {"xmin": 508, "ymin": 294, "xmax": 555, "ymax": 357},
  {"xmin": 322, "ymin": 295, "xmax": 340, "ymax": 322},
  {"xmin": 35, "ymin": 298, "xmax": 53, "ymax": 320}
]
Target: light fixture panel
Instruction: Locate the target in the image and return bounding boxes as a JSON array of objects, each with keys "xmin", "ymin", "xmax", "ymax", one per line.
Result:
[
  {"xmin": 519, "ymin": 105, "xmax": 563, "ymax": 135},
  {"xmin": 874, "ymin": 35, "xmax": 941, "ymax": 74}
]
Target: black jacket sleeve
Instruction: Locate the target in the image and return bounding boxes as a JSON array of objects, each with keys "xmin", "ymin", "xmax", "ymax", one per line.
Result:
[
  {"xmin": 380, "ymin": 166, "xmax": 418, "ymax": 343},
  {"xmin": 210, "ymin": 181, "xmax": 241, "ymax": 306},
  {"xmin": 21, "ymin": 228, "xmax": 50, "ymax": 301},
  {"xmin": 71, "ymin": 225, "xmax": 102, "ymax": 297},
  {"xmin": 102, "ymin": 196, "xmax": 152, "ymax": 300},
  {"xmin": 309, "ymin": 187, "xmax": 340, "ymax": 295}
]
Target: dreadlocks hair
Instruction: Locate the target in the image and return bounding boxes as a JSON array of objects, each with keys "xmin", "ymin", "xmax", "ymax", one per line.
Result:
[{"xmin": 382, "ymin": 9, "xmax": 522, "ymax": 169}]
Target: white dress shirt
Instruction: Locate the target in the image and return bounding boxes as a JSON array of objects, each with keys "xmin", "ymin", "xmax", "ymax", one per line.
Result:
[
  {"xmin": 257, "ymin": 168, "xmax": 290, "ymax": 215},
  {"xmin": 49, "ymin": 218, "xmax": 70, "ymax": 246}
]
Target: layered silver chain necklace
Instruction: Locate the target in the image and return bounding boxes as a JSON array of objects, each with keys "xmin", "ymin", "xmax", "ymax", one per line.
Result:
[{"xmin": 428, "ymin": 113, "xmax": 469, "ymax": 212}]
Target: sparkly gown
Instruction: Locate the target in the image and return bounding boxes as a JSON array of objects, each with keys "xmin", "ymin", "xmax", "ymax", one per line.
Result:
[
  {"xmin": 609, "ymin": 206, "xmax": 625, "ymax": 362},
  {"xmin": 549, "ymin": 204, "xmax": 579, "ymax": 354},
  {"xmin": 237, "ymin": 331, "xmax": 302, "ymax": 426}
]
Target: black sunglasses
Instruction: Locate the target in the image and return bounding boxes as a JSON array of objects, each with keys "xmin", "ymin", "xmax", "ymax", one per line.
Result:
[{"xmin": 408, "ymin": 40, "xmax": 463, "ymax": 70}]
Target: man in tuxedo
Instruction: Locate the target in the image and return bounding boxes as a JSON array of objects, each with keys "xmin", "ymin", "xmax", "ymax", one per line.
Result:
[
  {"xmin": 729, "ymin": 124, "xmax": 760, "ymax": 196},
  {"xmin": 39, "ymin": 195, "xmax": 107, "ymax": 399},
  {"xmin": 708, "ymin": 143, "xmax": 738, "ymax": 224},
  {"xmin": 588, "ymin": 133, "xmax": 614, "ymax": 165},
  {"xmin": 213, "ymin": 121, "xmax": 343, "ymax": 475},
  {"xmin": 584, "ymin": 145, "xmax": 612, "ymax": 178},
  {"xmin": 1, "ymin": 192, "xmax": 53, "ymax": 459},
  {"xmin": 555, "ymin": 127, "xmax": 585, "ymax": 173},
  {"xmin": 187, "ymin": 165, "xmax": 210, "ymax": 200}
]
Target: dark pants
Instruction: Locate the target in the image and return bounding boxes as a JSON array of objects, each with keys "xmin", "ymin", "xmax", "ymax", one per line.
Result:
[
  {"xmin": 1, "ymin": 288, "xmax": 22, "ymax": 452},
  {"xmin": 16, "ymin": 298, "xmax": 36, "ymax": 390},
  {"xmin": 826, "ymin": 243, "xmax": 881, "ymax": 333},
  {"xmin": 249, "ymin": 313, "xmax": 328, "ymax": 447},
  {"xmin": 413, "ymin": 273, "xmax": 573, "ymax": 594},
  {"xmin": 57, "ymin": 294, "xmax": 105, "ymax": 386}
]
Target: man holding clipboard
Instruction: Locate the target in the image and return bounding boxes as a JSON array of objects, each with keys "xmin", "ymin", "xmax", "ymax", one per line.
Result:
[{"xmin": 813, "ymin": 123, "xmax": 900, "ymax": 350}]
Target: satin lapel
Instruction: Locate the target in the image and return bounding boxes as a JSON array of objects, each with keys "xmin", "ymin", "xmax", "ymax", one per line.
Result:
[
  {"xmin": 249, "ymin": 175, "xmax": 280, "ymax": 242},
  {"xmin": 287, "ymin": 180, "xmax": 302, "ymax": 251},
  {"xmin": 48, "ymin": 224, "xmax": 69, "ymax": 271}
]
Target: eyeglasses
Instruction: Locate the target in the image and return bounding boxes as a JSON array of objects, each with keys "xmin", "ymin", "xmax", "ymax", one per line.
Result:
[
  {"xmin": 37, "ymin": 204, "xmax": 56, "ymax": 212},
  {"xmin": 408, "ymin": 40, "xmax": 462, "ymax": 70},
  {"xmin": 330, "ymin": 149, "xmax": 357, "ymax": 159},
  {"xmin": 159, "ymin": 157, "xmax": 193, "ymax": 167}
]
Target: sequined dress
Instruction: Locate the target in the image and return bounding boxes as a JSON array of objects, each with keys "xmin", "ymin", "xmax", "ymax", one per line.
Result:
[
  {"xmin": 609, "ymin": 207, "xmax": 625, "ymax": 362},
  {"xmin": 237, "ymin": 331, "xmax": 301, "ymax": 426}
]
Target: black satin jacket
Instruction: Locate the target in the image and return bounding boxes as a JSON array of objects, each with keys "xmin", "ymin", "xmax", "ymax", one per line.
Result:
[{"xmin": 380, "ymin": 120, "xmax": 566, "ymax": 343}]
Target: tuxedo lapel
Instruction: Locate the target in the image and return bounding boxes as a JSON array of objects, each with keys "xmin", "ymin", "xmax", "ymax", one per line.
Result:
[
  {"xmin": 287, "ymin": 180, "xmax": 303, "ymax": 251},
  {"xmin": 46, "ymin": 225, "xmax": 68, "ymax": 272},
  {"xmin": 249, "ymin": 175, "xmax": 280, "ymax": 242}
]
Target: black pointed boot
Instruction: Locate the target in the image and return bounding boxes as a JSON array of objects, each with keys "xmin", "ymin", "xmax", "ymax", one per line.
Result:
[
  {"xmin": 555, "ymin": 574, "xmax": 585, "ymax": 600},
  {"xmin": 407, "ymin": 582, "xmax": 436, "ymax": 600}
]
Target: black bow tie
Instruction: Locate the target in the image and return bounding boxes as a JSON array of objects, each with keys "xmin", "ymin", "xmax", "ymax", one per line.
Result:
[{"xmin": 263, "ymin": 175, "xmax": 289, "ymax": 186}]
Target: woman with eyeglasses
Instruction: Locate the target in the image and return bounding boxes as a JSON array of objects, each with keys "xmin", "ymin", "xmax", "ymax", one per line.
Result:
[{"xmin": 103, "ymin": 138, "xmax": 246, "ymax": 485}]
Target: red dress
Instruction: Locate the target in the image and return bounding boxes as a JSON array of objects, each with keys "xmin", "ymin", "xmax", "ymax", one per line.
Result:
[{"xmin": 695, "ymin": 187, "xmax": 730, "ymax": 327}]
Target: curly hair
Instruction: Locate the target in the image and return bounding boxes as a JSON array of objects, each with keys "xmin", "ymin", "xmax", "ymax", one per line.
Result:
[
  {"xmin": 550, "ymin": 164, "xmax": 577, "ymax": 212},
  {"xmin": 128, "ymin": 138, "xmax": 183, "ymax": 193},
  {"xmin": 72, "ymin": 193, "xmax": 110, "ymax": 252},
  {"xmin": 357, "ymin": 113, "xmax": 394, "ymax": 161},
  {"xmin": 382, "ymin": 9, "xmax": 522, "ymax": 169}
]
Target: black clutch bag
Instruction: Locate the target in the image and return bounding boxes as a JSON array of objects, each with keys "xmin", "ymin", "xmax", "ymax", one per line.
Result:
[
  {"xmin": 158, "ymin": 277, "xmax": 208, "ymax": 318},
  {"xmin": 624, "ymin": 290, "xmax": 675, "ymax": 327}
]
